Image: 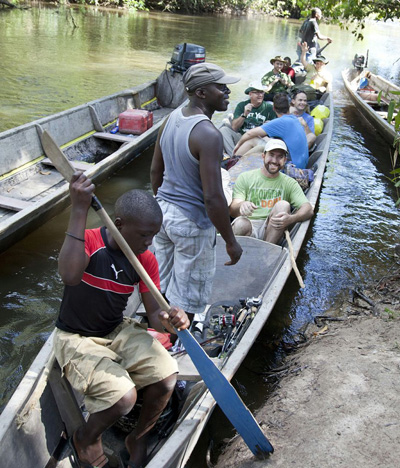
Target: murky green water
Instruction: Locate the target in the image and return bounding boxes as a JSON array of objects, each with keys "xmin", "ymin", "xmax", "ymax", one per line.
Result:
[{"xmin": 0, "ymin": 5, "xmax": 400, "ymax": 464}]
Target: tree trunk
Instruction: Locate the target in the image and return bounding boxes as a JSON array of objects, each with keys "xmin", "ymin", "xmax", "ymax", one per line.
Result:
[{"xmin": 0, "ymin": 0, "xmax": 18, "ymax": 7}]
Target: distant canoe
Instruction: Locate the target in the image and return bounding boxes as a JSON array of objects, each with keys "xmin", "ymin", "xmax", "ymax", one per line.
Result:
[
  {"xmin": 0, "ymin": 89, "xmax": 334, "ymax": 467},
  {"xmin": 342, "ymin": 67, "xmax": 399, "ymax": 144},
  {"xmin": 0, "ymin": 69, "xmax": 187, "ymax": 253}
]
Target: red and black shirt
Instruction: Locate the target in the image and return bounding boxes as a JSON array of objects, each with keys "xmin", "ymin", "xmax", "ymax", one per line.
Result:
[{"xmin": 56, "ymin": 226, "xmax": 160, "ymax": 337}]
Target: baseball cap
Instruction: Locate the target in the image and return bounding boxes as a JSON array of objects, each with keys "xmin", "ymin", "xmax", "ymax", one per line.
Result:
[
  {"xmin": 245, "ymin": 81, "xmax": 266, "ymax": 94},
  {"xmin": 182, "ymin": 62, "xmax": 240, "ymax": 92},
  {"xmin": 264, "ymin": 139, "xmax": 288, "ymax": 154}
]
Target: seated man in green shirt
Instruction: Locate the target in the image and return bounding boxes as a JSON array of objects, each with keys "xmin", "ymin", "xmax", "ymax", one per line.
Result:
[
  {"xmin": 229, "ymin": 139, "xmax": 314, "ymax": 244},
  {"xmin": 261, "ymin": 56, "xmax": 294, "ymax": 102},
  {"xmin": 219, "ymin": 81, "xmax": 276, "ymax": 156}
]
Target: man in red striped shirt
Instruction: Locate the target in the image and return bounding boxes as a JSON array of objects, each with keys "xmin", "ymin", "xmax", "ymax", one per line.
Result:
[{"xmin": 53, "ymin": 172, "xmax": 189, "ymax": 468}]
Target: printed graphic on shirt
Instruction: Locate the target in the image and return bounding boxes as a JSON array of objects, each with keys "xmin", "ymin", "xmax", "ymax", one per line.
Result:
[
  {"xmin": 111, "ymin": 263, "xmax": 124, "ymax": 280},
  {"xmin": 247, "ymin": 187, "xmax": 283, "ymax": 219}
]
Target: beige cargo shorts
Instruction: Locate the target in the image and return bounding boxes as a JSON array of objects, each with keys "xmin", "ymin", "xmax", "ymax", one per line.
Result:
[{"xmin": 53, "ymin": 317, "xmax": 178, "ymax": 414}]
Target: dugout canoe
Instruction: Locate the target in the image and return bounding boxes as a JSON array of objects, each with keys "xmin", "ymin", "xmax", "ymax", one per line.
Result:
[
  {"xmin": 0, "ymin": 92, "xmax": 333, "ymax": 467},
  {"xmin": 0, "ymin": 69, "xmax": 187, "ymax": 253},
  {"xmin": 342, "ymin": 67, "xmax": 399, "ymax": 144}
]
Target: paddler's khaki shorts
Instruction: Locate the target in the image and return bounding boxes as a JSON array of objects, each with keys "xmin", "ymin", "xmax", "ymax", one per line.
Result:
[{"xmin": 53, "ymin": 317, "xmax": 178, "ymax": 414}]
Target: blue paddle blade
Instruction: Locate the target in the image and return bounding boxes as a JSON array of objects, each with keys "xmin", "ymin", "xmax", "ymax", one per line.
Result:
[{"xmin": 176, "ymin": 328, "xmax": 274, "ymax": 458}]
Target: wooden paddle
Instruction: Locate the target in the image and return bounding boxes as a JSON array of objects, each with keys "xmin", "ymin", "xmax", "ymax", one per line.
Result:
[
  {"xmin": 285, "ymin": 230, "xmax": 305, "ymax": 289},
  {"xmin": 317, "ymin": 41, "xmax": 331, "ymax": 56},
  {"xmin": 40, "ymin": 130, "xmax": 274, "ymax": 458}
]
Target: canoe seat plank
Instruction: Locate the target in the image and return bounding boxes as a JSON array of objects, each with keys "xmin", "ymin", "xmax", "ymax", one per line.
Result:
[
  {"xmin": 42, "ymin": 158, "xmax": 93, "ymax": 172},
  {"xmin": 174, "ymin": 353, "xmax": 220, "ymax": 381},
  {"xmin": 94, "ymin": 132, "xmax": 136, "ymax": 143},
  {"xmin": 48, "ymin": 359, "xmax": 85, "ymax": 437},
  {"xmin": 0, "ymin": 195, "xmax": 34, "ymax": 211}
]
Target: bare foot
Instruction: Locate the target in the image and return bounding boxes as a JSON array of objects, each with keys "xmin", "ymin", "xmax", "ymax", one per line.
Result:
[
  {"xmin": 125, "ymin": 433, "xmax": 148, "ymax": 467},
  {"xmin": 72, "ymin": 432, "xmax": 109, "ymax": 468}
]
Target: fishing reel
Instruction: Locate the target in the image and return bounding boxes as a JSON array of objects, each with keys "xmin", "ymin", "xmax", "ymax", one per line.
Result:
[
  {"xmin": 200, "ymin": 297, "xmax": 263, "ymax": 358},
  {"xmin": 210, "ymin": 307, "xmax": 237, "ymax": 336}
]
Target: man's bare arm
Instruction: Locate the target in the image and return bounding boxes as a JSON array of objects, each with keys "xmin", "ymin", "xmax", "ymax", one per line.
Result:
[
  {"xmin": 142, "ymin": 292, "xmax": 190, "ymax": 334},
  {"xmin": 233, "ymin": 126, "xmax": 267, "ymax": 155},
  {"xmin": 58, "ymin": 173, "xmax": 93, "ymax": 285},
  {"xmin": 150, "ymin": 120, "xmax": 168, "ymax": 195},
  {"xmin": 190, "ymin": 121, "xmax": 242, "ymax": 265}
]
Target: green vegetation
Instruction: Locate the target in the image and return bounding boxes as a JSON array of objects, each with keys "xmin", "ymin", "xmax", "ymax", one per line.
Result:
[
  {"xmin": 5, "ymin": 0, "xmax": 400, "ymax": 33},
  {"xmin": 384, "ymin": 307, "xmax": 400, "ymax": 320}
]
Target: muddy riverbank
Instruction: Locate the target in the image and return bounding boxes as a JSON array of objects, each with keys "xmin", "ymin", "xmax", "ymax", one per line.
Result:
[{"xmin": 215, "ymin": 267, "xmax": 400, "ymax": 468}]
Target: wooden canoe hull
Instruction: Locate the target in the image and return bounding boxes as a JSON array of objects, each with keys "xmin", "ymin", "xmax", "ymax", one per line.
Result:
[
  {"xmin": 342, "ymin": 68, "xmax": 399, "ymax": 144},
  {"xmin": 0, "ymin": 91, "xmax": 334, "ymax": 468},
  {"xmin": 0, "ymin": 70, "xmax": 186, "ymax": 253},
  {"xmin": 146, "ymin": 91, "xmax": 334, "ymax": 468}
]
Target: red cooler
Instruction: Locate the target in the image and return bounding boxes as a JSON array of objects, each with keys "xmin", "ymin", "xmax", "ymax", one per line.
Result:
[{"xmin": 119, "ymin": 109, "xmax": 153, "ymax": 135}]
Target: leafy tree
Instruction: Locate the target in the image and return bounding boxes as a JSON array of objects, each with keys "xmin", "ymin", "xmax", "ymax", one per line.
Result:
[{"xmin": 303, "ymin": 0, "xmax": 400, "ymax": 40}]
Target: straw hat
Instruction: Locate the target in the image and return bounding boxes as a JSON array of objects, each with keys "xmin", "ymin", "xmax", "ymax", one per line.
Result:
[
  {"xmin": 270, "ymin": 56, "xmax": 287, "ymax": 65},
  {"xmin": 313, "ymin": 55, "xmax": 329, "ymax": 64}
]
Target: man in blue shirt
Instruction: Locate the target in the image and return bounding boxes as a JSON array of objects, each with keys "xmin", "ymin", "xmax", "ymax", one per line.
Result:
[
  {"xmin": 290, "ymin": 89, "xmax": 316, "ymax": 149},
  {"xmin": 233, "ymin": 93, "xmax": 309, "ymax": 169}
]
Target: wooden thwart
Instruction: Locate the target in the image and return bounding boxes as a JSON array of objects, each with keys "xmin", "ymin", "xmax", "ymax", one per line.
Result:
[
  {"xmin": 175, "ymin": 354, "xmax": 219, "ymax": 381},
  {"xmin": 94, "ymin": 132, "xmax": 136, "ymax": 143},
  {"xmin": 42, "ymin": 158, "xmax": 93, "ymax": 173},
  {"xmin": 0, "ymin": 195, "xmax": 34, "ymax": 211}
]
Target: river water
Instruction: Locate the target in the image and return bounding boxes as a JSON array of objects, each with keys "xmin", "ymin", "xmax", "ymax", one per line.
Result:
[{"xmin": 0, "ymin": 4, "xmax": 399, "ymax": 464}]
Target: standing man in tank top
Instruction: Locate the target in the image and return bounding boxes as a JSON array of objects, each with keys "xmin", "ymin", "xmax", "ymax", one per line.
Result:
[{"xmin": 151, "ymin": 62, "xmax": 243, "ymax": 322}]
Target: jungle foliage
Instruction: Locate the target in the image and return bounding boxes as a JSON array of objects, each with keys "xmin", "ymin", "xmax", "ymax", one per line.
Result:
[{"xmin": 12, "ymin": 0, "xmax": 397, "ymax": 35}]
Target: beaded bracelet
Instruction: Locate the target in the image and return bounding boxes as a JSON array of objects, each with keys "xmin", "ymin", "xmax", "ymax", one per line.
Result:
[{"xmin": 65, "ymin": 232, "xmax": 85, "ymax": 243}]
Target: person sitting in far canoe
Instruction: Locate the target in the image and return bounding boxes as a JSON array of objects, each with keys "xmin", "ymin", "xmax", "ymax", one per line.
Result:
[
  {"xmin": 219, "ymin": 81, "xmax": 276, "ymax": 156},
  {"xmin": 53, "ymin": 174, "xmax": 190, "ymax": 468},
  {"xmin": 289, "ymin": 89, "xmax": 316, "ymax": 149},
  {"xmin": 282, "ymin": 57, "xmax": 295, "ymax": 81},
  {"xmin": 261, "ymin": 56, "xmax": 294, "ymax": 101},
  {"xmin": 230, "ymin": 139, "xmax": 314, "ymax": 244},
  {"xmin": 300, "ymin": 42, "xmax": 332, "ymax": 93},
  {"xmin": 233, "ymin": 93, "xmax": 309, "ymax": 169}
]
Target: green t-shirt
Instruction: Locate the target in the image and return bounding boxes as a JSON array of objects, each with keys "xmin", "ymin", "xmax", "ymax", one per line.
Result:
[
  {"xmin": 233, "ymin": 100, "xmax": 276, "ymax": 134},
  {"xmin": 233, "ymin": 170, "xmax": 308, "ymax": 220},
  {"xmin": 261, "ymin": 70, "xmax": 294, "ymax": 94}
]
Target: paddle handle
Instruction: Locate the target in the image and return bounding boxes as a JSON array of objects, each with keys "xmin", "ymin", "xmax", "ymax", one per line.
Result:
[
  {"xmin": 96, "ymin": 208, "xmax": 169, "ymax": 310},
  {"xmin": 318, "ymin": 41, "xmax": 330, "ymax": 55},
  {"xmin": 285, "ymin": 230, "xmax": 305, "ymax": 289},
  {"xmin": 41, "ymin": 131, "xmax": 170, "ymax": 311}
]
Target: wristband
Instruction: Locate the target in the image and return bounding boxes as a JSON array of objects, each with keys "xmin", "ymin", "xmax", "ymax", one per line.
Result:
[
  {"xmin": 240, "ymin": 114, "xmax": 246, "ymax": 118},
  {"xmin": 65, "ymin": 232, "xmax": 85, "ymax": 243}
]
